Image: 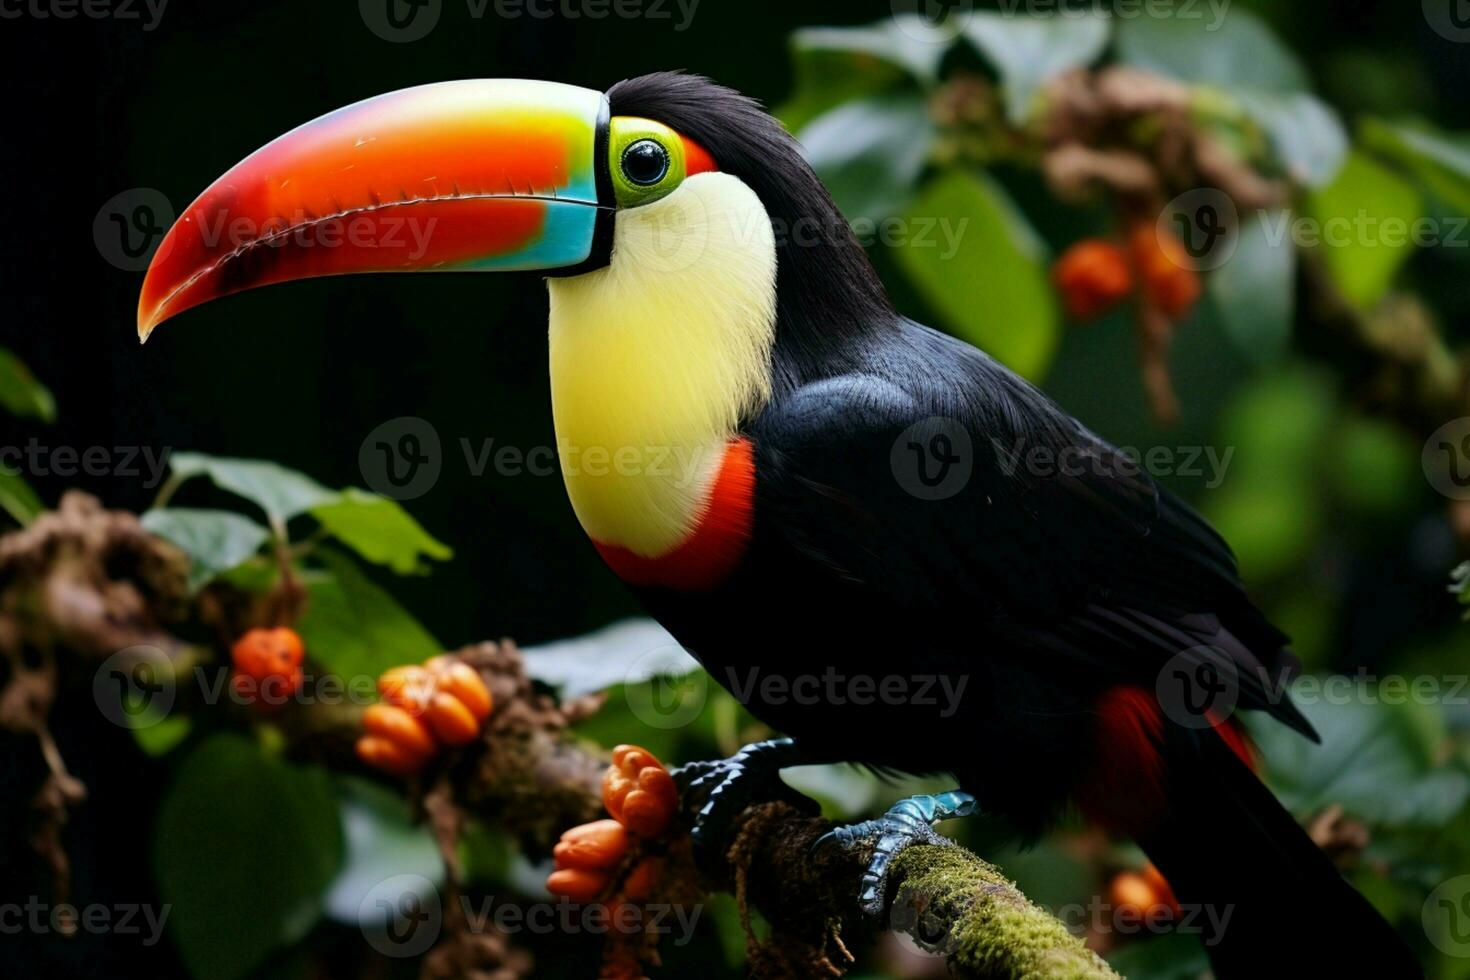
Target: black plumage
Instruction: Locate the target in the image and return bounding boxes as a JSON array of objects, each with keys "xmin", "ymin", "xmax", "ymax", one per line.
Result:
[{"xmin": 609, "ymin": 73, "xmax": 1419, "ymax": 977}]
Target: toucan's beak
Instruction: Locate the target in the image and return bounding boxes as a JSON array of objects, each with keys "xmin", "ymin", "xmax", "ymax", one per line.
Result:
[{"xmin": 137, "ymin": 79, "xmax": 610, "ymax": 340}]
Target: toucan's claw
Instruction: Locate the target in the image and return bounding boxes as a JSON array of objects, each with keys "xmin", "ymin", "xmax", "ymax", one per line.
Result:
[
  {"xmin": 813, "ymin": 791, "xmax": 979, "ymax": 919},
  {"xmin": 670, "ymin": 737, "xmax": 819, "ymax": 873}
]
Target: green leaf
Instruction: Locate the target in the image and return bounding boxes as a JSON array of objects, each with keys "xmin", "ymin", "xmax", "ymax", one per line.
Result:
[
  {"xmin": 1250, "ymin": 684, "xmax": 1470, "ymax": 828},
  {"xmin": 779, "ymin": 18, "xmax": 948, "ymax": 132},
  {"xmin": 1115, "ymin": 10, "xmax": 1344, "ymax": 187},
  {"xmin": 1305, "ymin": 150, "xmax": 1423, "ymax": 310},
  {"xmin": 154, "ymin": 734, "xmax": 343, "ymax": 980},
  {"xmin": 799, "ymin": 93, "xmax": 935, "ymax": 225},
  {"xmin": 524, "ymin": 618, "xmax": 698, "ymax": 699},
  {"xmin": 296, "ymin": 548, "xmax": 441, "ymax": 681},
  {"xmin": 141, "ymin": 508, "xmax": 271, "ymax": 592},
  {"xmin": 1105, "ymin": 931, "xmax": 1211, "ymax": 980},
  {"xmin": 168, "ymin": 452, "xmax": 335, "ymax": 524},
  {"xmin": 324, "ymin": 777, "xmax": 443, "ymax": 924},
  {"xmin": 0, "ymin": 468, "xmax": 43, "ymax": 525},
  {"xmin": 780, "ymin": 764, "xmax": 882, "ymax": 820},
  {"xmin": 962, "ymin": 11, "xmax": 1110, "ymax": 123},
  {"xmin": 133, "ymin": 714, "xmax": 192, "ymax": 757},
  {"xmin": 1203, "ymin": 477, "xmax": 1320, "ymax": 582},
  {"xmin": 893, "ymin": 170, "xmax": 1059, "ymax": 379},
  {"xmin": 1216, "ymin": 366, "xmax": 1335, "ymax": 476},
  {"xmin": 309, "ymin": 489, "xmax": 451, "ymax": 575},
  {"xmin": 1451, "ymin": 563, "xmax": 1470, "ymax": 621},
  {"xmin": 1114, "ymin": 9, "xmax": 1308, "ymax": 93},
  {"xmin": 1232, "ymin": 91, "xmax": 1348, "ymax": 188},
  {"xmin": 794, "ymin": 18, "xmax": 952, "ymax": 85},
  {"xmin": 0, "ymin": 347, "xmax": 55, "ymax": 422},
  {"xmin": 1208, "ymin": 210, "xmax": 1295, "ymax": 363},
  {"xmin": 1204, "ymin": 367, "xmax": 1334, "ymax": 580},
  {"xmin": 1360, "ymin": 117, "xmax": 1470, "ymax": 217},
  {"xmin": 1329, "ymin": 417, "xmax": 1419, "ymax": 517}
]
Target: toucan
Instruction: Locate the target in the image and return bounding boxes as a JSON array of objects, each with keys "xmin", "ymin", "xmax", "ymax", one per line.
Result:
[{"xmin": 138, "ymin": 73, "xmax": 1420, "ymax": 976}]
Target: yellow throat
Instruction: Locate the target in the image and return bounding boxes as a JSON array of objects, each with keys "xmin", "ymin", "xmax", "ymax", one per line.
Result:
[{"xmin": 547, "ymin": 172, "xmax": 778, "ymax": 558}]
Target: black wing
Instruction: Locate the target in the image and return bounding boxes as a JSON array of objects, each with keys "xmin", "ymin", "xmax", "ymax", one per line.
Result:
[{"xmin": 749, "ymin": 318, "xmax": 1315, "ymax": 740}]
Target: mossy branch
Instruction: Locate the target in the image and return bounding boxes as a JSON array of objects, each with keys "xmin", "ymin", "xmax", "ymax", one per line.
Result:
[
  {"xmin": 890, "ymin": 844, "xmax": 1117, "ymax": 980},
  {"xmin": 719, "ymin": 801, "xmax": 1117, "ymax": 980}
]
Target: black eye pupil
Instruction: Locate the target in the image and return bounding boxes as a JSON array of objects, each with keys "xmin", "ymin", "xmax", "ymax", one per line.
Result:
[{"xmin": 621, "ymin": 140, "xmax": 669, "ymax": 186}]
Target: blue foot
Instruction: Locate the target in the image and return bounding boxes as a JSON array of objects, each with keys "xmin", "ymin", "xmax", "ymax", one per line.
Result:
[{"xmin": 813, "ymin": 791, "xmax": 979, "ymax": 917}]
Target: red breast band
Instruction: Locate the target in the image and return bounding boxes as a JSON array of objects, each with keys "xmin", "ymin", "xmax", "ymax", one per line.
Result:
[{"xmin": 593, "ymin": 438, "xmax": 755, "ymax": 591}]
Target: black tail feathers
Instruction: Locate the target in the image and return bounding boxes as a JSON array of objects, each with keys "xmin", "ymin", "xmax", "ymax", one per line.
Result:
[{"xmin": 1140, "ymin": 730, "xmax": 1422, "ymax": 978}]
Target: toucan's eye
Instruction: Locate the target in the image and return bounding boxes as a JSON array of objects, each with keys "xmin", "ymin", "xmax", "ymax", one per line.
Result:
[
  {"xmin": 621, "ymin": 140, "xmax": 669, "ymax": 186},
  {"xmin": 608, "ymin": 118, "xmax": 687, "ymax": 207}
]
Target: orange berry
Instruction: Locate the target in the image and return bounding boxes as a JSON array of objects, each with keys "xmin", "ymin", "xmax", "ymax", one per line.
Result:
[
  {"xmin": 619, "ymin": 769, "xmax": 678, "ymax": 838},
  {"xmin": 553, "ymin": 819, "xmax": 629, "ymax": 871},
  {"xmin": 363, "ymin": 703, "xmax": 436, "ymax": 758},
  {"xmin": 356, "ymin": 734, "xmax": 429, "ymax": 776},
  {"xmin": 230, "ymin": 627, "xmax": 305, "ymax": 711},
  {"xmin": 1141, "ymin": 862, "xmax": 1181, "ymax": 915},
  {"xmin": 431, "ymin": 661, "xmax": 493, "ymax": 721},
  {"xmin": 1108, "ymin": 871, "xmax": 1157, "ymax": 914},
  {"xmin": 378, "ymin": 665, "xmax": 435, "ymax": 715},
  {"xmin": 1129, "ymin": 223, "xmax": 1201, "ymax": 321},
  {"xmin": 231, "ymin": 627, "xmax": 304, "ymax": 673},
  {"xmin": 1053, "ymin": 239, "xmax": 1134, "ymax": 321},
  {"xmin": 426, "ymin": 691, "xmax": 480, "ymax": 746},
  {"xmin": 547, "ymin": 867, "xmax": 610, "ymax": 903},
  {"xmin": 603, "ymin": 745, "xmax": 679, "ymax": 839}
]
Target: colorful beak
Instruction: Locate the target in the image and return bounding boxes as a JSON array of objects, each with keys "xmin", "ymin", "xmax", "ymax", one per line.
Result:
[{"xmin": 137, "ymin": 79, "xmax": 610, "ymax": 340}]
